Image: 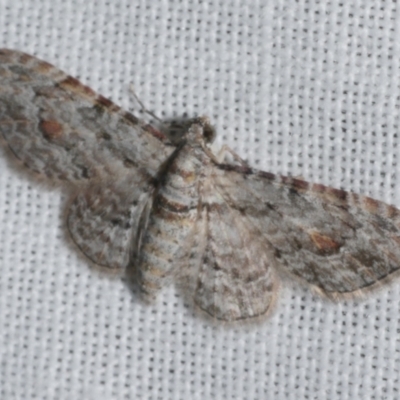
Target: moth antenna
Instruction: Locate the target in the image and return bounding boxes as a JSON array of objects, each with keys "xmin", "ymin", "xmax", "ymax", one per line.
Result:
[{"xmin": 129, "ymin": 84, "xmax": 164, "ymax": 124}]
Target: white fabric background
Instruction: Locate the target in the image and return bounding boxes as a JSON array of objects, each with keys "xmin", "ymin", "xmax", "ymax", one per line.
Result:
[{"xmin": 1, "ymin": 1, "xmax": 399, "ymax": 399}]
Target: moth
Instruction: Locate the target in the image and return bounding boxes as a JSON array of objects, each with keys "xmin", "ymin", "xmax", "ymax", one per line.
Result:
[{"xmin": 1, "ymin": 48, "xmax": 400, "ymax": 322}]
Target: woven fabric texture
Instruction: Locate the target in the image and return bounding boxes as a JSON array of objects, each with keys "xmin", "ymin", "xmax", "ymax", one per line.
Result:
[{"xmin": 0, "ymin": 1, "xmax": 399, "ymax": 399}]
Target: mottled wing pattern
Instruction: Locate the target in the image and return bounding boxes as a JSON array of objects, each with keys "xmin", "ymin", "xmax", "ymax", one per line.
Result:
[
  {"xmin": 193, "ymin": 201, "xmax": 279, "ymax": 321},
  {"xmin": 0, "ymin": 49, "xmax": 174, "ymax": 270},
  {"xmin": 67, "ymin": 173, "xmax": 153, "ymax": 270},
  {"xmin": 213, "ymin": 164, "xmax": 400, "ymax": 298},
  {"xmin": 3, "ymin": 49, "xmax": 399, "ymax": 321},
  {"xmin": 0, "ymin": 48, "xmax": 173, "ymax": 182}
]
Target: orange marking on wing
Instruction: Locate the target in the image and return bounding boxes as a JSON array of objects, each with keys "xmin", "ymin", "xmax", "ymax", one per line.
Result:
[
  {"xmin": 363, "ymin": 197, "xmax": 380, "ymax": 214},
  {"xmin": 309, "ymin": 231, "xmax": 341, "ymax": 252},
  {"xmin": 39, "ymin": 120, "xmax": 63, "ymax": 140},
  {"xmin": 59, "ymin": 76, "xmax": 97, "ymax": 98},
  {"xmin": 97, "ymin": 95, "xmax": 120, "ymax": 112},
  {"xmin": 34, "ymin": 61, "xmax": 54, "ymax": 74},
  {"xmin": 143, "ymin": 123, "xmax": 167, "ymax": 140}
]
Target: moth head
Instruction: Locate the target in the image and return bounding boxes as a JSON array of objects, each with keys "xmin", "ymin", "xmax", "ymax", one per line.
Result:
[{"xmin": 187, "ymin": 116, "xmax": 216, "ymax": 144}]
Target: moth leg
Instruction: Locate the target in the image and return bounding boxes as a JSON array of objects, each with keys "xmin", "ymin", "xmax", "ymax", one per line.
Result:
[{"xmin": 213, "ymin": 144, "xmax": 249, "ymax": 166}]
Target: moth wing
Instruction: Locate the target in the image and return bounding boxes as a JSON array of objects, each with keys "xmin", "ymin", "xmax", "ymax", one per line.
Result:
[
  {"xmin": 191, "ymin": 192, "xmax": 279, "ymax": 321},
  {"xmin": 212, "ymin": 162, "xmax": 400, "ymax": 298},
  {"xmin": 0, "ymin": 49, "xmax": 174, "ymax": 182},
  {"xmin": 67, "ymin": 173, "xmax": 153, "ymax": 270}
]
